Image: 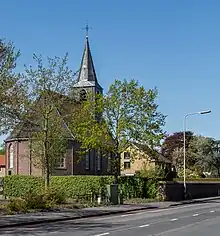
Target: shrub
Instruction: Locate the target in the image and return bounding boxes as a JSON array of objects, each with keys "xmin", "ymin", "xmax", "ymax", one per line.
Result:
[
  {"xmin": 7, "ymin": 198, "xmax": 27, "ymax": 214},
  {"xmin": 146, "ymin": 179, "xmax": 158, "ymax": 199},
  {"xmin": 23, "ymin": 190, "xmax": 46, "ymax": 210},
  {"xmin": 22, "ymin": 188, "xmax": 67, "ymax": 210},
  {"xmin": 42, "ymin": 187, "xmax": 66, "ymax": 205}
]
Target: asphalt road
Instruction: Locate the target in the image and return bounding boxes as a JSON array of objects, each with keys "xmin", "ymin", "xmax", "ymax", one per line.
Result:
[{"xmin": 2, "ymin": 200, "xmax": 220, "ymax": 235}]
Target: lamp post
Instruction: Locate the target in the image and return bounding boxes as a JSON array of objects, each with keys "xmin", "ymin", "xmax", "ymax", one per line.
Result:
[{"xmin": 183, "ymin": 110, "xmax": 211, "ymax": 199}]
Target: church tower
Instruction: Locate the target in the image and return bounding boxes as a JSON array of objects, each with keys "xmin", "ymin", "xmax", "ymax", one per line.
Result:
[{"xmin": 72, "ymin": 25, "xmax": 103, "ymax": 100}]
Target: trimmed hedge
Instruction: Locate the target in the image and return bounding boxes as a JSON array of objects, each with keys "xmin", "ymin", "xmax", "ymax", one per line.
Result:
[
  {"xmin": 50, "ymin": 176, "xmax": 114, "ymax": 198},
  {"xmin": 3, "ymin": 175, "xmax": 159, "ymax": 200},
  {"xmin": 4, "ymin": 175, "xmax": 44, "ymax": 197},
  {"xmin": 4, "ymin": 175, "xmax": 114, "ymax": 198}
]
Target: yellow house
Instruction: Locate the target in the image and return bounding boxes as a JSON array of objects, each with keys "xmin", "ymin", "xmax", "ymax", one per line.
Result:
[{"xmin": 121, "ymin": 143, "xmax": 171, "ymax": 176}]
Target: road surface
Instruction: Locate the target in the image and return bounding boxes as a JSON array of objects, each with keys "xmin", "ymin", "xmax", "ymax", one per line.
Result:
[{"xmin": 2, "ymin": 199, "xmax": 220, "ymax": 235}]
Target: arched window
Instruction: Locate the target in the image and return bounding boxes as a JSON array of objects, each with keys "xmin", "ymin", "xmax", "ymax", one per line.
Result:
[
  {"xmin": 80, "ymin": 89, "xmax": 87, "ymax": 101},
  {"xmin": 8, "ymin": 144, "xmax": 14, "ymax": 169}
]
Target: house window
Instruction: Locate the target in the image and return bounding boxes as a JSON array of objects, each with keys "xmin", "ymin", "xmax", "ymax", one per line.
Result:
[
  {"xmin": 57, "ymin": 157, "xmax": 66, "ymax": 169},
  {"xmin": 124, "ymin": 152, "xmax": 130, "ymax": 160},
  {"xmin": 85, "ymin": 151, "xmax": 90, "ymax": 170},
  {"xmin": 97, "ymin": 150, "xmax": 101, "ymax": 171},
  {"xmin": 124, "ymin": 162, "xmax": 131, "ymax": 169},
  {"xmin": 9, "ymin": 144, "xmax": 14, "ymax": 169}
]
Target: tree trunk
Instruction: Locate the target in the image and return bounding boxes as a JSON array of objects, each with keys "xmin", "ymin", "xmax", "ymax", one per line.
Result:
[
  {"xmin": 44, "ymin": 116, "xmax": 50, "ymax": 189},
  {"xmin": 217, "ymin": 168, "xmax": 220, "ymax": 178},
  {"xmin": 112, "ymin": 152, "xmax": 120, "ymax": 184}
]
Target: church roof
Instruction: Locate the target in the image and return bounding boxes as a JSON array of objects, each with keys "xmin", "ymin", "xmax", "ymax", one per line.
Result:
[
  {"xmin": 5, "ymin": 93, "xmax": 76, "ymax": 142},
  {"xmin": 73, "ymin": 35, "xmax": 103, "ymax": 91}
]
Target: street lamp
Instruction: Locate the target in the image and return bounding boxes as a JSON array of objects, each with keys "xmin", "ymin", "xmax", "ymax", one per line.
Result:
[{"xmin": 183, "ymin": 110, "xmax": 211, "ymax": 199}]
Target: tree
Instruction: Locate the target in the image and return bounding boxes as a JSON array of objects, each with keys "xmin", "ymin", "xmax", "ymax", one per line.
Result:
[
  {"xmin": 0, "ymin": 143, "xmax": 5, "ymax": 155},
  {"xmin": 0, "ymin": 39, "xmax": 25, "ymax": 134},
  {"xmin": 161, "ymin": 131, "xmax": 194, "ymax": 161},
  {"xmin": 188, "ymin": 136, "xmax": 220, "ymax": 177},
  {"xmin": 14, "ymin": 54, "xmax": 73, "ymax": 187},
  {"xmin": 71, "ymin": 79, "xmax": 166, "ymax": 181},
  {"xmin": 170, "ymin": 147, "xmax": 184, "ymax": 173}
]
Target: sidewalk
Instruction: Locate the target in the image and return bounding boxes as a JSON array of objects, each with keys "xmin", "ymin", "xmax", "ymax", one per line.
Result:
[{"xmin": 0, "ymin": 196, "xmax": 219, "ymax": 229}]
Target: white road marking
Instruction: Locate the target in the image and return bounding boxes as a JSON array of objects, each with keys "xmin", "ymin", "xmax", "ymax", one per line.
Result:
[
  {"xmin": 94, "ymin": 233, "xmax": 110, "ymax": 236},
  {"xmin": 120, "ymin": 213, "xmax": 135, "ymax": 217},
  {"xmin": 193, "ymin": 213, "xmax": 199, "ymax": 216},
  {"xmin": 210, "ymin": 210, "xmax": 215, "ymax": 213},
  {"xmin": 85, "ymin": 202, "xmax": 211, "ymax": 222},
  {"xmin": 170, "ymin": 218, "xmax": 178, "ymax": 221},
  {"xmin": 139, "ymin": 224, "xmax": 150, "ymax": 228}
]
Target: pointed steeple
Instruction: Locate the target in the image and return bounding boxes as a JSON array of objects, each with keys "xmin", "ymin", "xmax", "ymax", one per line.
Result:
[{"xmin": 73, "ymin": 27, "xmax": 103, "ymax": 93}]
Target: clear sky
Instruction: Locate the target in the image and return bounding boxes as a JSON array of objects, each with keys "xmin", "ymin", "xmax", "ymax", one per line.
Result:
[{"xmin": 1, "ymin": 0, "xmax": 220, "ymax": 144}]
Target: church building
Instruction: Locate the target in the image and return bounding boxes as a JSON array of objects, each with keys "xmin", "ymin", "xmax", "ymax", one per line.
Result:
[{"xmin": 4, "ymin": 31, "xmax": 112, "ymax": 177}]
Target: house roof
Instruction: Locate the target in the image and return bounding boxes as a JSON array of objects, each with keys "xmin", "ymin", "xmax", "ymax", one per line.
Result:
[
  {"xmin": 132, "ymin": 142, "xmax": 171, "ymax": 164},
  {"xmin": 0, "ymin": 155, "xmax": 5, "ymax": 167}
]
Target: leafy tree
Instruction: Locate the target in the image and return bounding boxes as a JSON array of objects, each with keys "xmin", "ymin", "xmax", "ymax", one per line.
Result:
[
  {"xmin": 161, "ymin": 131, "xmax": 194, "ymax": 161},
  {"xmin": 71, "ymin": 79, "xmax": 166, "ymax": 181},
  {"xmin": 22, "ymin": 55, "xmax": 73, "ymax": 186},
  {"xmin": 0, "ymin": 39, "xmax": 26, "ymax": 134},
  {"xmin": 0, "ymin": 143, "xmax": 5, "ymax": 155},
  {"xmin": 13, "ymin": 54, "xmax": 73, "ymax": 187},
  {"xmin": 188, "ymin": 136, "xmax": 220, "ymax": 177},
  {"xmin": 139, "ymin": 164, "xmax": 166, "ymax": 179},
  {"xmin": 170, "ymin": 147, "xmax": 184, "ymax": 173}
]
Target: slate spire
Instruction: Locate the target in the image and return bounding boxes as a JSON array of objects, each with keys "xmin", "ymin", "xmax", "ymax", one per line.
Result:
[{"xmin": 73, "ymin": 25, "xmax": 103, "ymax": 92}]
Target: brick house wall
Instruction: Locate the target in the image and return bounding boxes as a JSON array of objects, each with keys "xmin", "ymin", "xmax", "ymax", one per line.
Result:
[{"xmin": 5, "ymin": 139, "xmax": 111, "ymax": 176}]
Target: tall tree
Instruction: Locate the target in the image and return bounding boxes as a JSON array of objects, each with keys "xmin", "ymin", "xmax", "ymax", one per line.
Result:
[
  {"xmin": 71, "ymin": 79, "xmax": 166, "ymax": 180},
  {"xmin": 188, "ymin": 136, "xmax": 220, "ymax": 177},
  {"xmin": 161, "ymin": 131, "xmax": 194, "ymax": 161},
  {"xmin": 0, "ymin": 39, "xmax": 25, "ymax": 134},
  {"xmin": 15, "ymin": 54, "xmax": 74, "ymax": 187}
]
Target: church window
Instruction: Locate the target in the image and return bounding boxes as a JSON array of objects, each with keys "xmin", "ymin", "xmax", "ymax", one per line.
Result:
[
  {"xmin": 80, "ymin": 89, "xmax": 87, "ymax": 101},
  {"xmin": 57, "ymin": 157, "xmax": 66, "ymax": 169},
  {"xmin": 97, "ymin": 150, "xmax": 101, "ymax": 171},
  {"xmin": 85, "ymin": 151, "xmax": 90, "ymax": 170},
  {"xmin": 8, "ymin": 144, "xmax": 14, "ymax": 169},
  {"xmin": 107, "ymin": 152, "xmax": 111, "ymax": 172}
]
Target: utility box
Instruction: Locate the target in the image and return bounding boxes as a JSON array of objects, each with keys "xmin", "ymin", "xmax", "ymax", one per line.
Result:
[{"xmin": 107, "ymin": 184, "xmax": 119, "ymax": 205}]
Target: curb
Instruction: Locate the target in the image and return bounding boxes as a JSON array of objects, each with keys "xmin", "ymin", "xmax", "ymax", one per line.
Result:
[
  {"xmin": 170, "ymin": 196, "xmax": 220, "ymax": 207},
  {"xmin": 1, "ymin": 196, "xmax": 220, "ymax": 229}
]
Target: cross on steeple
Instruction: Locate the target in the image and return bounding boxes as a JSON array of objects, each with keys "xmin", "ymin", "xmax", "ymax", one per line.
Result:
[{"xmin": 83, "ymin": 23, "xmax": 92, "ymax": 38}]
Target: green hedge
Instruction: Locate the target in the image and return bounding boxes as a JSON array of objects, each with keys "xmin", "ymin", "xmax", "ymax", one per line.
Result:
[
  {"xmin": 4, "ymin": 175, "xmax": 44, "ymax": 197},
  {"xmin": 3, "ymin": 175, "xmax": 158, "ymax": 199},
  {"xmin": 3, "ymin": 175, "xmax": 114, "ymax": 198},
  {"xmin": 50, "ymin": 176, "xmax": 114, "ymax": 198}
]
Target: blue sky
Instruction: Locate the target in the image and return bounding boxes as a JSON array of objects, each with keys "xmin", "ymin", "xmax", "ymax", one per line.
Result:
[{"xmin": 1, "ymin": 0, "xmax": 220, "ymax": 144}]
